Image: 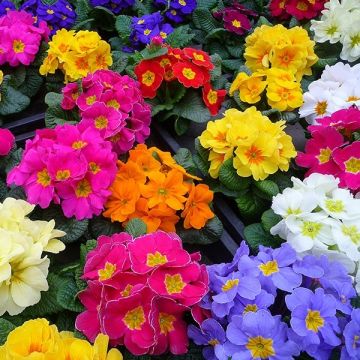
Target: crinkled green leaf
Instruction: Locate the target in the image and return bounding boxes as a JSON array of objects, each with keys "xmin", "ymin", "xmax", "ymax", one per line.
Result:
[
  {"xmin": 192, "ymin": 8, "xmax": 221, "ymax": 33},
  {"xmin": 0, "ymin": 319, "xmax": 16, "ymax": 345},
  {"xmin": 261, "ymin": 209, "xmax": 282, "ymax": 233},
  {"xmin": 173, "ymin": 91, "xmax": 210, "ymax": 123},
  {"xmin": 0, "ymin": 83, "xmax": 30, "ymax": 116},
  {"xmin": 174, "ymin": 117, "xmax": 190, "ymax": 136},
  {"xmin": 57, "ymin": 276, "xmax": 84, "ymax": 313},
  {"xmin": 254, "ymin": 180, "xmax": 280, "ymax": 200},
  {"xmin": 219, "ymin": 159, "xmax": 251, "ymax": 191},
  {"xmin": 18, "ymin": 68, "xmax": 43, "ymax": 98},
  {"xmin": 236, "ymin": 192, "xmax": 267, "ymax": 219},
  {"xmin": 115, "ymin": 15, "xmax": 132, "ymax": 40},
  {"xmin": 174, "ymin": 148, "xmax": 196, "ymax": 174},
  {"xmin": 244, "ymin": 223, "xmax": 280, "ymax": 252},
  {"xmin": 125, "ymin": 218, "xmax": 147, "ymax": 237},
  {"xmin": 166, "ymin": 25, "xmax": 195, "ymax": 48},
  {"xmin": 90, "ymin": 216, "xmax": 122, "ymax": 238}
]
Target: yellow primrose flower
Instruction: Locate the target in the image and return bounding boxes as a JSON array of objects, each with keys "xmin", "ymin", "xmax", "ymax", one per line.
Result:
[
  {"xmin": 208, "ymin": 149, "xmax": 234, "ymax": 179},
  {"xmin": 232, "ymin": 72, "xmax": 267, "ymax": 104},
  {"xmin": 266, "ymin": 80, "xmax": 303, "ymax": 111}
]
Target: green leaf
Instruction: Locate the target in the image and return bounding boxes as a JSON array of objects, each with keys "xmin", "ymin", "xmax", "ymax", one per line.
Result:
[
  {"xmin": 45, "ymin": 92, "xmax": 63, "ymax": 107},
  {"xmin": 219, "ymin": 158, "xmax": 251, "ymax": 191},
  {"xmin": 205, "ymin": 28, "xmax": 227, "ymax": 40},
  {"xmin": 208, "ymin": 42, "xmax": 230, "ymax": 59},
  {"xmin": 192, "ymin": 8, "xmax": 220, "ymax": 33},
  {"xmin": 0, "ymin": 319, "xmax": 15, "ymax": 345},
  {"xmin": 244, "ymin": 223, "xmax": 280, "ymax": 252},
  {"xmin": 268, "ymin": 173, "xmax": 293, "ymax": 192},
  {"xmin": 75, "ymin": 0, "xmax": 91, "ymax": 24},
  {"xmin": 5, "ymin": 148, "xmax": 23, "ymax": 173},
  {"xmin": 226, "ymin": 44, "xmax": 244, "ymax": 58},
  {"xmin": 166, "ymin": 25, "xmax": 195, "ymax": 48},
  {"xmin": 173, "ymin": 91, "xmax": 210, "ymax": 123},
  {"xmin": 110, "ymin": 51, "xmax": 129, "ymax": 73},
  {"xmin": 210, "ymin": 53, "xmax": 222, "ymax": 80},
  {"xmin": 178, "ymin": 216, "xmax": 223, "ymax": 245},
  {"xmin": 115, "ymin": 15, "xmax": 132, "ymax": 40},
  {"xmin": 140, "ymin": 46, "xmax": 168, "ymax": 60},
  {"xmin": 235, "ymin": 192, "xmax": 267, "ymax": 219},
  {"xmin": 281, "ymin": 111, "xmax": 298, "ymax": 124},
  {"xmin": 174, "ymin": 117, "xmax": 190, "ymax": 136},
  {"xmin": 0, "ymin": 180, "xmax": 8, "ymax": 202},
  {"xmin": 254, "ymin": 180, "xmax": 279, "ymax": 200},
  {"xmin": 195, "ymin": 138, "xmax": 209, "ymax": 163},
  {"xmin": 18, "ymin": 68, "xmax": 43, "ymax": 98},
  {"xmin": 256, "ymin": 16, "xmax": 272, "ymax": 26},
  {"xmin": 222, "ymin": 59, "xmax": 242, "ymax": 71},
  {"xmin": 6, "ymin": 186, "xmax": 26, "ymax": 200},
  {"xmin": 45, "ymin": 105, "xmax": 78, "ymax": 128},
  {"xmin": 233, "ymin": 90, "xmax": 248, "ymax": 111},
  {"xmin": 261, "ymin": 209, "xmax": 282, "ymax": 233},
  {"xmin": 0, "ymin": 83, "xmax": 30, "ymax": 116},
  {"xmin": 196, "ymin": 0, "xmax": 217, "ymax": 8},
  {"xmin": 193, "ymin": 154, "xmax": 209, "ymax": 176},
  {"xmin": 289, "ymin": 17, "xmax": 300, "ymax": 28},
  {"xmin": 57, "ymin": 276, "xmax": 84, "ymax": 312},
  {"xmin": 125, "ymin": 218, "xmax": 147, "ymax": 237},
  {"xmin": 88, "ymin": 6, "xmax": 115, "ymax": 32},
  {"xmin": 90, "ymin": 216, "xmax": 122, "ymax": 238},
  {"xmin": 9, "ymin": 66, "xmax": 26, "ymax": 88},
  {"xmin": 174, "ymin": 148, "xmax": 196, "ymax": 173}
]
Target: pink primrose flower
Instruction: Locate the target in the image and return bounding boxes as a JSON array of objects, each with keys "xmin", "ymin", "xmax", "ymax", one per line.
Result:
[{"xmin": 0, "ymin": 128, "xmax": 15, "ymax": 156}]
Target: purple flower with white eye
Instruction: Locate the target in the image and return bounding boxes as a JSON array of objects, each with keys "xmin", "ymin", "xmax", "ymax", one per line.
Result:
[
  {"xmin": 228, "ymin": 290, "xmax": 275, "ymax": 320},
  {"xmin": 188, "ymin": 318, "xmax": 226, "ymax": 360},
  {"xmin": 255, "ymin": 243, "xmax": 302, "ymax": 295},
  {"xmin": 224, "ymin": 310, "xmax": 299, "ymax": 360},
  {"xmin": 286, "ymin": 287, "xmax": 341, "ymax": 347},
  {"xmin": 341, "ymin": 309, "xmax": 360, "ymax": 359}
]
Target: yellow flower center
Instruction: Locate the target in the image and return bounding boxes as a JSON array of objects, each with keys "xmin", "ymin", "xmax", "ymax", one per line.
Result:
[
  {"xmin": 137, "ymin": 19, "xmax": 145, "ymax": 24},
  {"xmin": 86, "ymin": 95, "xmax": 97, "ymax": 105},
  {"xmin": 159, "ymin": 313, "xmax": 176, "ymax": 334},
  {"xmin": 98, "ymin": 262, "xmax": 116, "ymax": 281},
  {"xmin": 144, "ymin": 29, "xmax": 151, "ymax": 35},
  {"xmin": 94, "ymin": 115, "xmax": 108, "ymax": 130},
  {"xmin": 75, "ymin": 57, "xmax": 89, "ymax": 71},
  {"xmin": 345, "ymin": 157, "xmax": 360, "ymax": 174},
  {"xmin": 232, "ymin": 19, "xmax": 241, "ymax": 28},
  {"xmin": 326, "ymin": 25, "xmax": 338, "ymax": 36},
  {"xmin": 347, "ymin": 96, "xmax": 360, "ymax": 102},
  {"xmin": 146, "ymin": 251, "xmax": 168, "ymax": 267},
  {"xmin": 244, "ymin": 304, "xmax": 258, "ymax": 314},
  {"xmin": 89, "ymin": 162, "xmax": 101, "ymax": 174},
  {"xmin": 160, "ymin": 31, "xmax": 167, "ymax": 39},
  {"xmin": 351, "ymin": 34, "xmax": 360, "ymax": 48},
  {"xmin": 46, "ymin": 9, "xmax": 54, "ymax": 14},
  {"xmin": 325, "ymin": 199, "xmax": 344, "ymax": 213},
  {"xmin": 279, "ymin": 0, "xmax": 286, "ymax": 8},
  {"xmin": 56, "ymin": 169, "xmax": 71, "ymax": 181},
  {"xmin": 123, "ymin": 306, "xmax": 146, "ymax": 330},
  {"xmin": 171, "ymin": 10, "xmax": 177, "ymax": 15},
  {"xmin": 158, "ymin": 188, "xmax": 168, "ymax": 196},
  {"xmin": 61, "ymin": 15, "xmax": 67, "ymax": 20},
  {"xmin": 106, "ymin": 99, "xmax": 120, "ymax": 109},
  {"xmin": 353, "ymin": 335, "xmax": 360, "ymax": 349},
  {"xmin": 72, "ymin": 140, "xmax": 87, "ymax": 149},
  {"xmin": 142, "ymin": 70, "xmax": 155, "ymax": 86},
  {"xmin": 58, "ymin": 43, "xmax": 69, "ymax": 53},
  {"xmin": 342, "ymin": 225, "xmax": 360, "ymax": 244},
  {"xmin": 315, "ymin": 101, "xmax": 328, "ymax": 116},
  {"xmin": 165, "ymin": 274, "xmax": 186, "ymax": 294},
  {"xmin": 207, "ymin": 90, "xmax": 218, "ymax": 105},
  {"xmin": 121, "ymin": 284, "xmax": 133, "ymax": 297},
  {"xmin": 179, "ymin": 0, "xmax": 186, "ymax": 5},
  {"xmin": 160, "ymin": 58, "xmax": 171, "ymax": 67},
  {"xmin": 222, "ymin": 279, "xmax": 239, "ymax": 292},
  {"xmin": 208, "ymin": 339, "xmax": 219, "ymax": 346},
  {"xmin": 193, "ymin": 53, "xmax": 205, "ymax": 61},
  {"xmin": 259, "ymin": 260, "xmax": 279, "ymax": 276},
  {"xmin": 301, "ymin": 221, "xmax": 322, "ymax": 239},
  {"xmin": 245, "ymin": 146, "xmax": 264, "ymax": 164},
  {"xmin": 246, "ymin": 336, "xmax": 275, "ymax": 359},
  {"xmin": 296, "ymin": 1, "xmax": 309, "ymax": 11},
  {"xmin": 75, "ymin": 179, "xmax": 92, "ymax": 198},
  {"xmin": 305, "ymin": 310, "xmax": 324, "ymax": 332},
  {"xmin": 317, "ymin": 148, "xmax": 331, "ymax": 164},
  {"xmin": 13, "ymin": 40, "xmax": 25, "ymax": 53},
  {"xmin": 286, "ymin": 208, "xmax": 302, "ymax": 215},
  {"xmin": 37, "ymin": 169, "xmax": 51, "ymax": 187},
  {"xmin": 182, "ymin": 68, "xmax": 196, "ymax": 80}
]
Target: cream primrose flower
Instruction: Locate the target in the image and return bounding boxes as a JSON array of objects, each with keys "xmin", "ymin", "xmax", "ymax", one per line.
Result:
[
  {"xmin": 0, "ymin": 197, "xmax": 65, "ymax": 315},
  {"xmin": 340, "ymin": 20, "xmax": 360, "ymax": 62},
  {"xmin": 333, "ymin": 219, "xmax": 360, "ymax": 261},
  {"xmin": 311, "ymin": 9, "xmax": 344, "ymax": 44}
]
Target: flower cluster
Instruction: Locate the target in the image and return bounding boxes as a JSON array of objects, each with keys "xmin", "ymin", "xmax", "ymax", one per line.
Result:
[
  {"xmin": 90, "ymin": 0, "xmax": 134, "ymax": 14},
  {"xmin": 0, "ymin": 127, "xmax": 15, "ymax": 156},
  {"xmin": 103, "ymin": 144, "xmax": 215, "ymax": 232},
  {"xmin": 189, "ymin": 240, "xmax": 358, "ymax": 359},
  {"xmin": 297, "ymin": 107, "xmax": 360, "ymax": 192},
  {"xmin": 77, "ymin": 231, "xmax": 209, "ymax": 355},
  {"xmin": 199, "ymin": 107, "xmax": 296, "ymax": 180},
  {"xmin": 300, "ymin": 62, "xmax": 360, "ymax": 123},
  {"xmin": 0, "ymin": 1, "xmax": 15, "ymax": 16},
  {"xmin": 230, "ymin": 24, "xmax": 317, "ymax": 110},
  {"xmin": 213, "ymin": 2, "xmax": 257, "ymax": 35},
  {"xmin": 7, "ymin": 124, "xmax": 117, "ymax": 220},
  {"xmin": 270, "ymin": 0, "xmax": 326, "ymax": 20},
  {"xmin": 21, "ymin": 0, "xmax": 76, "ymax": 35},
  {"xmin": 311, "ymin": 0, "xmax": 360, "ymax": 62},
  {"xmin": 0, "ymin": 10, "xmax": 49, "ymax": 67},
  {"xmin": 39, "ymin": 29, "xmax": 113, "ymax": 82},
  {"xmin": 130, "ymin": 12, "xmax": 173, "ymax": 48},
  {"xmin": 135, "ymin": 46, "xmax": 226, "ymax": 115},
  {"xmin": 271, "ymin": 173, "xmax": 360, "ymax": 278},
  {"xmin": 61, "ymin": 69, "xmax": 151, "ymax": 154},
  {"xmin": 0, "ymin": 318, "xmax": 122, "ymax": 359},
  {"xmin": 154, "ymin": 0, "xmax": 197, "ymax": 23},
  {"xmin": 0, "ymin": 198, "xmax": 65, "ymax": 316}
]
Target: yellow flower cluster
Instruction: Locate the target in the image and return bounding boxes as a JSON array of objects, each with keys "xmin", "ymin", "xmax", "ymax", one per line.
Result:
[
  {"xmin": 230, "ymin": 24, "xmax": 318, "ymax": 112},
  {"xmin": 0, "ymin": 318, "xmax": 122, "ymax": 360},
  {"xmin": 0, "ymin": 198, "xmax": 65, "ymax": 316},
  {"xmin": 199, "ymin": 107, "xmax": 297, "ymax": 181},
  {"xmin": 0, "ymin": 70, "xmax": 3, "ymax": 101},
  {"xmin": 39, "ymin": 29, "xmax": 113, "ymax": 82}
]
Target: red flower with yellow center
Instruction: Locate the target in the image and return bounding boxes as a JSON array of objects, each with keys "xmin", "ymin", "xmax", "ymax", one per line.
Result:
[
  {"xmin": 135, "ymin": 60, "xmax": 164, "ymax": 98},
  {"xmin": 173, "ymin": 61, "xmax": 205, "ymax": 88},
  {"xmin": 202, "ymin": 83, "xmax": 227, "ymax": 116},
  {"xmin": 183, "ymin": 48, "xmax": 214, "ymax": 70}
]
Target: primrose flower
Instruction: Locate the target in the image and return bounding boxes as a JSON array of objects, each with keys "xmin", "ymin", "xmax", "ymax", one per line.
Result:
[
  {"xmin": 342, "ymin": 309, "xmax": 360, "ymax": 359},
  {"xmin": 0, "ymin": 128, "xmax": 15, "ymax": 156}
]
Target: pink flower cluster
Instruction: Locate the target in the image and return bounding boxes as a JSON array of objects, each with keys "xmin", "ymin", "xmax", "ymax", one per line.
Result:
[
  {"xmin": 61, "ymin": 70, "xmax": 152, "ymax": 154},
  {"xmin": 7, "ymin": 124, "xmax": 117, "ymax": 220},
  {"xmin": 297, "ymin": 107, "xmax": 360, "ymax": 191},
  {"xmin": 76, "ymin": 231, "xmax": 209, "ymax": 355},
  {"xmin": 0, "ymin": 128, "xmax": 15, "ymax": 156},
  {"xmin": 0, "ymin": 10, "xmax": 49, "ymax": 66}
]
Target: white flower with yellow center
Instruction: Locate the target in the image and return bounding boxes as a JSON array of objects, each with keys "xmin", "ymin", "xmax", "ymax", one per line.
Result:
[
  {"xmin": 333, "ymin": 219, "xmax": 360, "ymax": 261},
  {"xmin": 340, "ymin": 20, "xmax": 360, "ymax": 62},
  {"xmin": 311, "ymin": 9, "xmax": 344, "ymax": 44},
  {"xmin": 291, "ymin": 173, "xmax": 340, "ymax": 197}
]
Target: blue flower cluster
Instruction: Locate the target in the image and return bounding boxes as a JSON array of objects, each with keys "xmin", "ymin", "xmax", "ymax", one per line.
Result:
[
  {"xmin": 89, "ymin": 0, "xmax": 134, "ymax": 14},
  {"xmin": 188, "ymin": 241, "xmax": 360, "ymax": 360},
  {"xmin": 154, "ymin": 0, "xmax": 197, "ymax": 23},
  {"xmin": 21, "ymin": 0, "xmax": 76, "ymax": 35},
  {"xmin": 0, "ymin": 1, "xmax": 15, "ymax": 16},
  {"xmin": 130, "ymin": 12, "xmax": 173, "ymax": 47}
]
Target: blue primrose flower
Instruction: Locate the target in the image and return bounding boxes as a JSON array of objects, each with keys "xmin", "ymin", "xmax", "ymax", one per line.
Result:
[
  {"xmin": 286, "ymin": 287, "xmax": 341, "ymax": 349},
  {"xmin": 342, "ymin": 309, "xmax": 360, "ymax": 359},
  {"xmin": 223, "ymin": 309, "xmax": 299, "ymax": 360},
  {"xmin": 89, "ymin": 0, "xmax": 134, "ymax": 14},
  {"xmin": 188, "ymin": 318, "xmax": 226, "ymax": 360},
  {"xmin": 255, "ymin": 243, "xmax": 302, "ymax": 295},
  {"xmin": 0, "ymin": 0, "xmax": 15, "ymax": 16}
]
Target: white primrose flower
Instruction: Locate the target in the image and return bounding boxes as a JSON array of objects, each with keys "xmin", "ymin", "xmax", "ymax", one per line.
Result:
[
  {"xmin": 311, "ymin": 9, "xmax": 344, "ymax": 44},
  {"xmin": 320, "ymin": 62, "xmax": 358, "ymax": 84},
  {"xmin": 291, "ymin": 173, "xmax": 340, "ymax": 197},
  {"xmin": 284, "ymin": 212, "xmax": 335, "ymax": 253},
  {"xmin": 336, "ymin": 80, "xmax": 360, "ymax": 107},
  {"xmin": 333, "ymin": 219, "xmax": 360, "ymax": 261},
  {"xmin": 340, "ymin": 20, "xmax": 360, "ymax": 62}
]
